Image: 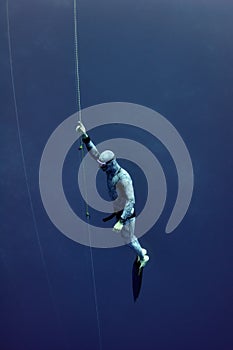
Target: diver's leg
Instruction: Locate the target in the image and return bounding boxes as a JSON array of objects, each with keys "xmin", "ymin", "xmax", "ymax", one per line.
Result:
[{"xmin": 121, "ymin": 218, "xmax": 145, "ymax": 259}]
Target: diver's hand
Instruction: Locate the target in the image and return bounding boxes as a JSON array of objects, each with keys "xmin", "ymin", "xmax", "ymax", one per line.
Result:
[
  {"xmin": 113, "ymin": 221, "xmax": 124, "ymax": 232},
  {"xmin": 76, "ymin": 121, "xmax": 86, "ymax": 135}
]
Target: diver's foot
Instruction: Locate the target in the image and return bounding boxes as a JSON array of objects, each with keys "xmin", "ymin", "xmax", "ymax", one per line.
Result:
[
  {"xmin": 138, "ymin": 254, "xmax": 149, "ymax": 269},
  {"xmin": 141, "ymin": 248, "xmax": 147, "ymax": 256}
]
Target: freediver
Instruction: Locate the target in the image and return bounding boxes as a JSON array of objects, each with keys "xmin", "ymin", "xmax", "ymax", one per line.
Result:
[{"xmin": 76, "ymin": 121, "xmax": 149, "ymax": 269}]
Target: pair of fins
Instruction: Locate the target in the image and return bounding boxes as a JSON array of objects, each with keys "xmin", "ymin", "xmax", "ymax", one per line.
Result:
[{"xmin": 132, "ymin": 256, "xmax": 149, "ymax": 302}]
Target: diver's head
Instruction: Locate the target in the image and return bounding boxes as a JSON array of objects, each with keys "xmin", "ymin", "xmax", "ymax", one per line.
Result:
[{"xmin": 97, "ymin": 150, "xmax": 115, "ymax": 172}]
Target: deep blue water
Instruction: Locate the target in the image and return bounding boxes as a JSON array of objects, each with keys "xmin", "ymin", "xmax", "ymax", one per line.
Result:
[{"xmin": 1, "ymin": 1, "xmax": 233, "ymax": 350}]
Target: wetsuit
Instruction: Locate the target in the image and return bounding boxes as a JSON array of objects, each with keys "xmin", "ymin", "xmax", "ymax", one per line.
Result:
[{"xmin": 82, "ymin": 135, "xmax": 145, "ymax": 258}]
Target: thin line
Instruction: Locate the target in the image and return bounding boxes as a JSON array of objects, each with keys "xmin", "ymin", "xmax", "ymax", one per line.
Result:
[
  {"xmin": 6, "ymin": 1, "xmax": 67, "ymax": 346},
  {"xmin": 81, "ymin": 157, "xmax": 103, "ymax": 350},
  {"xmin": 74, "ymin": 0, "xmax": 82, "ymax": 122},
  {"xmin": 87, "ymin": 220, "xmax": 103, "ymax": 350},
  {"xmin": 73, "ymin": 1, "xmax": 102, "ymax": 349}
]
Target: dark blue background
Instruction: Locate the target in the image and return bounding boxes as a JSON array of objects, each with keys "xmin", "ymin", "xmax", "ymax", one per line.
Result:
[{"xmin": 1, "ymin": 1, "xmax": 233, "ymax": 349}]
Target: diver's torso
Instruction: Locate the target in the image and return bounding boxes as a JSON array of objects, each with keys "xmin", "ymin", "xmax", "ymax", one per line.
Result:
[{"xmin": 107, "ymin": 167, "xmax": 134, "ymax": 205}]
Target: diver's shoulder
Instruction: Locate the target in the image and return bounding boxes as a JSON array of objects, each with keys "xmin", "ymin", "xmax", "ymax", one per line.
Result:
[{"xmin": 119, "ymin": 168, "xmax": 132, "ymax": 180}]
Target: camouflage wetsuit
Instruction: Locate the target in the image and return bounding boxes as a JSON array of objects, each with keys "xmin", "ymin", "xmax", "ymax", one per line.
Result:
[{"xmin": 82, "ymin": 135, "xmax": 145, "ymax": 258}]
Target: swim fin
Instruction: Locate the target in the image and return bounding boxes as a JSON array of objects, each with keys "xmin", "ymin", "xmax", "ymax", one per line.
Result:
[{"xmin": 132, "ymin": 257, "xmax": 144, "ymax": 302}]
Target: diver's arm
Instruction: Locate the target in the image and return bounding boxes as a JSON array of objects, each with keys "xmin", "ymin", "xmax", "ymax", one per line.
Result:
[
  {"xmin": 113, "ymin": 179, "xmax": 135, "ymax": 232},
  {"xmin": 119, "ymin": 177, "xmax": 135, "ymax": 224},
  {"xmin": 76, "ymin": 121, "xmax": 100, "ymax": 160},
  {"xmin": 82, "ymin": 135, "xmax": 100, "ymax": 160},
  {"xmin": 119, "ymin": 179, "xmax": 135, "ymax": 223}
]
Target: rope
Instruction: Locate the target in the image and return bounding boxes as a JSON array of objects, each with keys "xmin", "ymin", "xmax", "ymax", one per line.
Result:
[
  {"xmin": 73, "ymin": 2, "xmax": 102, "ymax": 349},
  {"xmin": 74, "ymin": 0, "xmax": 82, "ymax": 122},
  {"xmin": 6, "ymin": 2, "xmax": 67, "ymax": 347}
]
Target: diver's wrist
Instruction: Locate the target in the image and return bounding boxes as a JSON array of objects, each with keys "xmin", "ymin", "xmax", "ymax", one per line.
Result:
[{"xmin": 82, "ymin": 134, "xmax": 90, "ymax": 143}]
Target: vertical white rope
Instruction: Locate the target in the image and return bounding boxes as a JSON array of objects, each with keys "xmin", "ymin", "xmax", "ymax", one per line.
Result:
[
  {"xmin": 73, "ymin": 2, "xmax": 102, "ymax": 349},
  {"xmin": 74, "ymin": 0, "xmax": 82, "ymax": 122},
  {"xmin": 6, "ymin": 0, "xmax": 50, "ymax": 300},
  {"xmin": 6, "ymin": 2, "xmax": 67, "ymax": 347}
]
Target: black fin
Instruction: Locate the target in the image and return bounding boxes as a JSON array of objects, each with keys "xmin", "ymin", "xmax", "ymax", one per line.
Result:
[{"xmin": 132, "ymin": 257, "xmax": 144, "ymax": 302}]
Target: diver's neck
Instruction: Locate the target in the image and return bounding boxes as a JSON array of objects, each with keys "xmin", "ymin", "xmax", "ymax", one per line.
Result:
[{"xmin": 106, "ymin": 161, "xmax": 121, "ymax": 175}]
